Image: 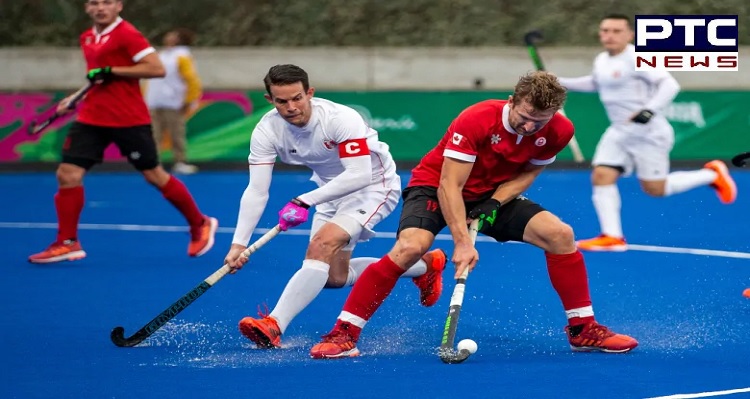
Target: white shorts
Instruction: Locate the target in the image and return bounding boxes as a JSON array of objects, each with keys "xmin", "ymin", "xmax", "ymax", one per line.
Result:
[
  {"xmin": 309, "ymin": 178, "xmax": 401, "ymax": 251},
  {"xmin": 591, "ymin": 118, "xmax": 675, "ymax": 181}
]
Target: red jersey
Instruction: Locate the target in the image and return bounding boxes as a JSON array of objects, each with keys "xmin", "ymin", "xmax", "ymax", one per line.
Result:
[
  {"xmin": 77, "ymin": 18, "xmax": 154, "ymax": 127},
  {"xmin": 408, "ymin": 100, "xmax": 574, "ymax": 200}
]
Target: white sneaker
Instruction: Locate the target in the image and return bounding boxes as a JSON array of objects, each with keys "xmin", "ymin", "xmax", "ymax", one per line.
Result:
[{"xmin": 172, "ymin": 162, "xmax": 199, "ymax": 175}]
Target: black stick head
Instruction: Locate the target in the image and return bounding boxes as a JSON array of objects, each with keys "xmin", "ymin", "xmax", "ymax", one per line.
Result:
[
  {"xmin": 110, "ymin": 326, "xmax": 133, "ymax": 347},
  {"xmin": 732, "ymin": 152, "xmax": 750, "ymax": 167},
  {"xmin": 27, "ymin": 121, "xmax": 40, "ymax": 136},
  {"xmin": 438, "ymin": 347, "xmax": 472, "ymax": 364},
  {"xmin": 524, "ymin": 30, "xmax": 544, "ymax": 46}
]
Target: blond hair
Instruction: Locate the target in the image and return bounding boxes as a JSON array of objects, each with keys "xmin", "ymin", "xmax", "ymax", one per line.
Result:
[{"xmin": 511, "ymin": 71, "xmax": 567, "ymax": 111}]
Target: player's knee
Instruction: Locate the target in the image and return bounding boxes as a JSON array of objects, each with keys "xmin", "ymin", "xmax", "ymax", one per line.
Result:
[
  {"xmin": 391, "ymin": 237, "xmax": 430, "ymax": 267},
  {"xmin": 307, "ymin": 234, "xmax": 347, "ymax": 259},
  {"xmin": 56, "ymin": 164, "xmax": 84, "ymax": 187},
  {"xmin": 141, "ymin": 166, "xmax": 171, "ymax": 187},
  {"xmin": 641, "ymin": 181, "xmax": 666, "ymax": 197},
  {"xmin": 325, "ymin": 273, "xmax": 347, "ymax": 288},
  {"xmin": 591, "ymin": 166, "xmax": 619, "ymax": 185},
  {"xmin": 544, "ymin": 222, "xmax": 576, "ymax": 253}
]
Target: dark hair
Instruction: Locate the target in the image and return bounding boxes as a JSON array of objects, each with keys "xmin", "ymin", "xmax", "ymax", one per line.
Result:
[
  {"xmin": 170, "ymin": 28, "xmax": 196, "ymax": 46},
  {"xmin": 263, "ymin": 64, "xmax": 310, "ymax": 96},
  {"xmin": 601, "ymin": 13, "xmax": 632, "ymax": 28},
  {"xmin": 512, "ymin": 71, "xmax": 567, "ymax": 111}
]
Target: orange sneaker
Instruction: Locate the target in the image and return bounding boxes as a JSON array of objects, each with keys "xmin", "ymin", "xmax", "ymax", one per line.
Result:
[
  {"xmin": 412, "ymin": 249, "xmax": 447, "ymax": 307},
  {"xmin": 188, "ymin": 216, "xmax": 218, "ymax": 257},
  {"xmin": 310, "ymin": 322, "xmax": 361, "ymax": 359},
  {"xmin": 704, "ymin": 160, "xmax": 737, "ymax": 204},
  {"xmin": 239, "ymin": 315, "xmax": 282, "ymax": 349},
  {"xmin": 566, "ymin": 321, "xmax": 638, "ymax": 353},
  {"xmin": 28, "ymin": 240, "xmax": 87, "ymax": 264},
  {"xmin": 576, "ymin": 235, "xmax": 627, "ymax": 252}
]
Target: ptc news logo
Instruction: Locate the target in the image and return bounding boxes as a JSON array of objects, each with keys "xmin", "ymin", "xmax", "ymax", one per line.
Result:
[{"xmin": 635, "ymin": 15, "xmax": 738, "ymax": 71}]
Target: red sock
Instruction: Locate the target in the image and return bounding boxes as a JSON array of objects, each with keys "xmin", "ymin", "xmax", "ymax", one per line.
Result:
[
  {"xmin": 546, "ymin": 250, "xmax": 594, "ymax": 326},
  {"xmin": 338, "ymin": 255, "xmax": 406, "ymax": 339},
  {"xmin": 160, "ymin": 175, "xmax": 204, "ymax": 230},
  {"xmin": 55, "ymin": 186, "xmax": 84, "ymax": 243}
]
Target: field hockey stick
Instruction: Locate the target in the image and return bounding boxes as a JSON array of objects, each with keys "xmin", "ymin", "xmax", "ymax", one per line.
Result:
[
  {"xmin": 438, "ymin": 219, "xmax": 479, "ymax": 364},
  {"xmin": 110, "ymin": 225, "xmax": 283, "ymax": 347},
  {"xmin": 524, "ymin": 30, "xmax": 585, "ymax": 163},
  {"xmin": 27, "ymin": 83, "xmax": 94, "ymax": 136},
  {"xmin": 731, "ymin": 152, "xmax": 750, "ymax": 167}
]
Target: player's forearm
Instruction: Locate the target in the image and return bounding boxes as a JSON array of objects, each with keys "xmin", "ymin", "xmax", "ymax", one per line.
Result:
[
  {"xmin": 644, "ymin": 76, "xmax": 680, "ymax": 112},
  {"xmin": 557, "ymin": 75, "xmax": 597, "ymax": 92},
  {"xmin": 490, "ymin": 166, "xmax": 544, "ymax": 203},
  {"xmin": 232, "ymin": 187, "xmax": 269, "ymax": 246},
  {"xmin": 111, "ymin": 63, "xmax": 166, "ymax": 79},
  {"xmin": 232, "ymin": 164, "xmax": 273, "ymax": 245},
  {"xmin": 437, "ymin": 184, "xmax": 472, "ymax": 246},
  {"xmin": 297, "ymin": 156, "xmax": 371, "ymax": 206}
]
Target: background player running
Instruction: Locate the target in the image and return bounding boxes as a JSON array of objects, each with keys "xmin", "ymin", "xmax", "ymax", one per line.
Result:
[
  {"xmin": 29, "ymin": 0, "xmax": 217, "ymax": 264},
  {"xmin": 558, "ymin": 14, "xmax": 736, "ymax": 252}
]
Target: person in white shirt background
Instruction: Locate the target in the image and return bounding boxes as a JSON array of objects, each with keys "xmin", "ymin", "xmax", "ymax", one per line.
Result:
[
  {"xmin": 223, "ymin": 64, "xmax": 447, "ymax": 349},
  {"xmin": 145, "ymin": 28, "xmax": 202, "ymax": 175},
  {"xmin": 557, "ymin": 14, "xmax": 737, "ymax": 252}
]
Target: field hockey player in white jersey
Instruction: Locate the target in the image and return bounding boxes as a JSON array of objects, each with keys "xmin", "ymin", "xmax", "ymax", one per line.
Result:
[
  {"xmin": 558, "ymin": 14, "xmax": 737, "ymax": 252},
  {"xmin": 224, "ymin": 64, "xmax": 447, "ymax": 349}
]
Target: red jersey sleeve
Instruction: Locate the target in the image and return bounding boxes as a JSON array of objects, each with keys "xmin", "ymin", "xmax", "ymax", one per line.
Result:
[
  {"xmin": 121, "ymin": 24, "xmax": 155, "ymax": 63},
  {"xmin": 442, "ymin": 104, "xmax": 494, "ymax": 163},
  {"xmin": 530, "ymin": 113, "xmax": 575, "ymax": 166}
]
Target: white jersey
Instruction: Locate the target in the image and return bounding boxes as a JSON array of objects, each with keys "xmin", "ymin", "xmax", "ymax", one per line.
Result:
[
  {"xmin": 590, "ymin": 44, "xmax": 678, "ymax": 126},
  {"xmin": 249, "ymin": 97, "xmax": 398, "ymax": 193},
  {"xmin": 231, "ymin": 97, "xmax": 400, "ymax": 246}
]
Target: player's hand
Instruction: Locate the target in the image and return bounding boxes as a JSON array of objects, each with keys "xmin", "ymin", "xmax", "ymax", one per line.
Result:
[
  {"xmin": 278, "ymin": 198, "xmax": 310, "ymax": 231},
  {"xmin": 225, "ymin": 243, "xmax": 249, "ymax": 274},
  {"xmin": 631, "ymin": 109, "xmax": 655, "ymax": 124},
  {"xmin": 467, "ymin": 199, "xmax": 502, "ymax": 233},
  {"xmin": 452, "ymin": 241, "xmax": 479, "ymax": 279},
  {"xmin": 86, "ymin": 66, "xmax": 113, "ymax": 84},
  {"xmin": 56, "ymin": 95, "xmax": 77, "ymax": 114}
]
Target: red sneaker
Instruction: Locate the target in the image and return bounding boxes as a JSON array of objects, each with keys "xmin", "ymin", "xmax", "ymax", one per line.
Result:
[
  {"xmin": 565, "ymin": 321, "xmax": 638, "ymax": 353},
  {"xmin": 188, "ymin": 216, "xmax": 218, "ymax": 257},
  {"xmin": 28, "ymin": 240, "xmax": 87, "ymax": 264},
  {"xmin": 576, "ymin": 235, "xmax": 627, "ymax": 252},
  {"xmin": 310, "ymin": 322, "xmax": 361, "ymax": 359},
  {"xmin": 704, "ymin": 160, "xmax": 737, "ymax": 204},
  {"xmin": 412, "ymin": 249, "xmax": 447, "ymax": 306},
  {"xmin": 239, "ymin": 315, "xmax": 282, "ymax": 349}
]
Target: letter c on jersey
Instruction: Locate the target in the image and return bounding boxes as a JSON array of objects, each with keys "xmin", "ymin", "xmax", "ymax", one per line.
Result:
[{"xmin": 345, "ymin": 142, "xmax": 361, "ymax": 155}]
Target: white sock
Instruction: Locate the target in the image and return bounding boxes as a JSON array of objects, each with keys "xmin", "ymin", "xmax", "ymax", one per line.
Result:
[
  {"xmin": 402, "ymin": 259, "xmax": 427, "ymax": 278},
  {"xmin": 270, "ymin": 259, "xmax": 330, "ymax": 334},
  {"xmin": 591, "ymin": 184, "xmax": 623, "ymax": 238},
  {"xmin": 345, "ymin": 257, "xmax": 428, "ymax": 286},
  {"xmin": 664, "ymin": 169, "xmax": 717, "ymax": 196}
]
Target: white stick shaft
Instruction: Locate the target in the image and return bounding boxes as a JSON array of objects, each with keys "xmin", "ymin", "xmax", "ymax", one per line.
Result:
[
  {"xmin": 557, "ymin": 109, "xmax": 585, "ymax": 163},
  {"xmin": 457, "ymin": 220, "xmax": 480, "ymax": 280},
  {"xmin": 205, "ymin": 225, "xmax": 282, "ymax": 285}
]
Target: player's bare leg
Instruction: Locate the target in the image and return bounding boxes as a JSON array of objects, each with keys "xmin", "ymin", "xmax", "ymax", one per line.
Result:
[
  {"xmin": 142, "ymin": 165, "xmax": 217, "ymax": 257},
  {"xmin": 524, "ymin": 211, "xmax": 638, "ymax": 353},
  {"xmin": 29, "ymin": 163, "xmax": 88, "ymax": 263},
  {"xmin": 310, "ymin": 227, "xmax": 439, "ymax": 359}
]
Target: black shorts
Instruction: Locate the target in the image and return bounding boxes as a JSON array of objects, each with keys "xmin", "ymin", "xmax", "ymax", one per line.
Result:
[
  {"xmin": 397, "ymin": 186, "xmax": 546, "ymax": 242},
  {"xmin": 61, "ymin": 122, "xmax": 160, "ymax": 171}
]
